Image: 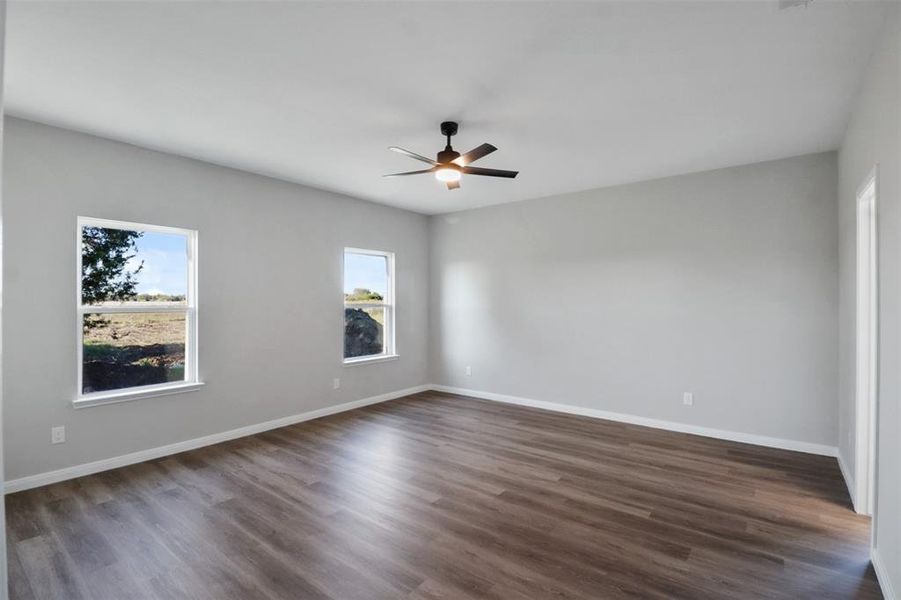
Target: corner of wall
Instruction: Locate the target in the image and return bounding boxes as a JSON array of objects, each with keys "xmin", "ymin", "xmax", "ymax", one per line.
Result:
[
  {"xmin": 836, "ymin": 450, "xmax": 856, "ymax": 511},
  {"xmin": 426, "ymin": 213, "xmax": 442, "ymax": 386}
]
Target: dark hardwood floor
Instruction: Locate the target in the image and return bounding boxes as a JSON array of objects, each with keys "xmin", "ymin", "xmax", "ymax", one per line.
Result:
[{"xmin": 6, "ymin": 391, "xmax": 881, "ymax": 599}]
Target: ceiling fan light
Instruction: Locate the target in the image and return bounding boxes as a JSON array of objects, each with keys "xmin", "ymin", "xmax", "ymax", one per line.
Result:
[{"xmin": 435, "ymin": 166, "xmax": 461, "ymax": 182}]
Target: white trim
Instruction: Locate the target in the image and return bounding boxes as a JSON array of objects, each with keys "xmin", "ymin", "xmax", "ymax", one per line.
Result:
[
  {"xmin": 837, "ymin": 451, "xmax": 856, "ymax": 509},
  {"xmin": 344, "ymin": 246, "xmax": 393, "ymax": 258},
  {"xmin": 6, "ymin": 383, "xmax": 845, "ymax": 493},
  {"xmin": 856, "ymin": 164, "xmax": 879, "ymax": 199},
  {"xmin": 5, "ymin": 384, "xmax": 430, "ymax": 494},
  {"xmin": 872, "ymin": 546, "xmax": 897, "ymax": 600},
  {"xmin": 79, "ymin": 304, "xmax": 188, "ymax": 314},
  {"xmin": 430, "ymin": 385, "xmax": 838, "ymax": 456},
  {"xmin": 854, "ymin": 165, "xmax": 879, "ymax": 516},
  {"xmin": 344, "ymin": 302, "xmax": 390, "ymax": 309},
  {"xmin": 77, "ymin": 216, "xmax": 195, "ymax": 237},
  {"xmin": 343, "ymin": 354, "xmax": 400, "ymax": 367},
  {"xmin": 73, "ymin": 381, "xmax": 205, "ymax": 409}
]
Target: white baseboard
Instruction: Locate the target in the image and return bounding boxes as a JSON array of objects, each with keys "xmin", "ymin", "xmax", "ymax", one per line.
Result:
[
  {"xmin": 4, "ymin": 384, "xmax": 430, "ymax": 494},
  {"xmin": 4, "ymin": 382, "xmax": 842, "ymax": 493},
  {"xmin": 836, "ymin": 451, "xmax": 857, "ymax": 511},
  {"xmin": 430, "ymin": 385, "xmax": 838, "ymax": 457},
  {"xmin": 872, "ymin": 546, "xmax": 898, "ymax": 600}
]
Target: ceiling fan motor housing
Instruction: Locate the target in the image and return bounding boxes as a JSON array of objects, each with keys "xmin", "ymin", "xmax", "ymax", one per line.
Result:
[{"xmin": 437, "ymin": 148, "xmax": 461, "ymax": 164}]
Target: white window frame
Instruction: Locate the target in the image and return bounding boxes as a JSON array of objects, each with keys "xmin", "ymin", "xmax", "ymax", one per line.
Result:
[
  {"xmin": 343, "ymin": 247, "xmax": 397, "ymax": 365},
  {"xmin": 75, "ymin": 217, "xmax": 201, "ymax": 408}
]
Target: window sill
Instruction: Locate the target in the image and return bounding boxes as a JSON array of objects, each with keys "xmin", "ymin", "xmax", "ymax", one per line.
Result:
[
  {"xmin": 343, "ymin": 354, "xmax": 399, "ymax": 367},
  {"xmin": 73, "ymin": 382, "xmax": 205, "ymax": 409}
]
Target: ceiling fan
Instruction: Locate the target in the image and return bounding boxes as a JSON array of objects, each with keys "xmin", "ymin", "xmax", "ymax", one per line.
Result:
[{"xmin": 384, "ymin": 121, "xmax": 519, "ymax": 190}]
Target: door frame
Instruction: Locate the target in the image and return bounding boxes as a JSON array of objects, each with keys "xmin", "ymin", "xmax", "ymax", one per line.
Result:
[{"xmin": 854, "ymin": 165, "xmax": 878, "ymax": 518}]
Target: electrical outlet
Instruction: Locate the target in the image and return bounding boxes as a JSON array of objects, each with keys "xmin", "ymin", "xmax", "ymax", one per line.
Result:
[
  {"xmin": 465, "ymin": 365, "xmax": 472, "ymax": 376},
  {"xmin": 682, "ymin": 392, "xmax": 693, "ymax": 406},
  {"xmin": 333, "ymin": 378, "xmax": 341, "ymax": 390},
  {"xmin": 51, "ymin": 426, "xmax": 66, "ymax": 445}
]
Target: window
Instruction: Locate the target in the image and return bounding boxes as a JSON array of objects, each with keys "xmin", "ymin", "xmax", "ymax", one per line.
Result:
[
  {"xmin": 344, "ymin": 248, "xmax": 395, "ymax": 363},
  {"xmin": 77, "ymin": 217, "xmax": 199, "ymax": 406}
]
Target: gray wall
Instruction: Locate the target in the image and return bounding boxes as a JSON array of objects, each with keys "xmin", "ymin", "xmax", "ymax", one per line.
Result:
[
  {"xmin": 2, "ymin": 117, "xmax": 429, "ymax": 481},
  {"xmin": 0, "ymin": 3, "xmax": 8, "ymax": 596},
  {"xmin": 430, "ymin": 152, "xmax": 839, "ymax": 447},
  {"xmin": 838, "ymin": 3, "xmax": 900, "ymax": 593}
]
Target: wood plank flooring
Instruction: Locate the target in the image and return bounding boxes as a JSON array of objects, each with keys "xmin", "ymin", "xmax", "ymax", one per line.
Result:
[{"xmin": 6, "ymin": 391, "xmax": 881, "ymax": 599}]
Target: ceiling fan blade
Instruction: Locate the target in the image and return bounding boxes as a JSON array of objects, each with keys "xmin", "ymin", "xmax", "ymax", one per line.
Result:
[
  {"xmin": 447, "ymin": 180, "xmax": 461, "ymax": 190},
  {"xmin": 383, "ymin": 168, "xmax": 435, "ymax": 177},
  {"xmin": 461, "ymin": 166, "xmax": 519, "ymax": 178},
  {"xmin": 452, "ymin": 143, "xmax": 497, "ymax": 166},
  {"xmin": 389, "ymin": 146, "xmax": 439, "ymax": 166}
]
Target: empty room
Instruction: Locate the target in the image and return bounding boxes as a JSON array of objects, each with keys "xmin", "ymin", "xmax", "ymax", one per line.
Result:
[{"xmin": 0, "ymin": 1, "xmax": 898, "ymax": 598}]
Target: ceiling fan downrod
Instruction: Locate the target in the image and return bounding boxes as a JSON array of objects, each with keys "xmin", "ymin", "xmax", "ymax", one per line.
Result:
[{"xmin": 438, "ymin": 121, "xmax": 460, "ymax": 164}]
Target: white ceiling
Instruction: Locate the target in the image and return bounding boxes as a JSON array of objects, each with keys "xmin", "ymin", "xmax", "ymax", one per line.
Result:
[{"xmin": 6, "ymin": 1, "xmax": 888, "ymax": 215}]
